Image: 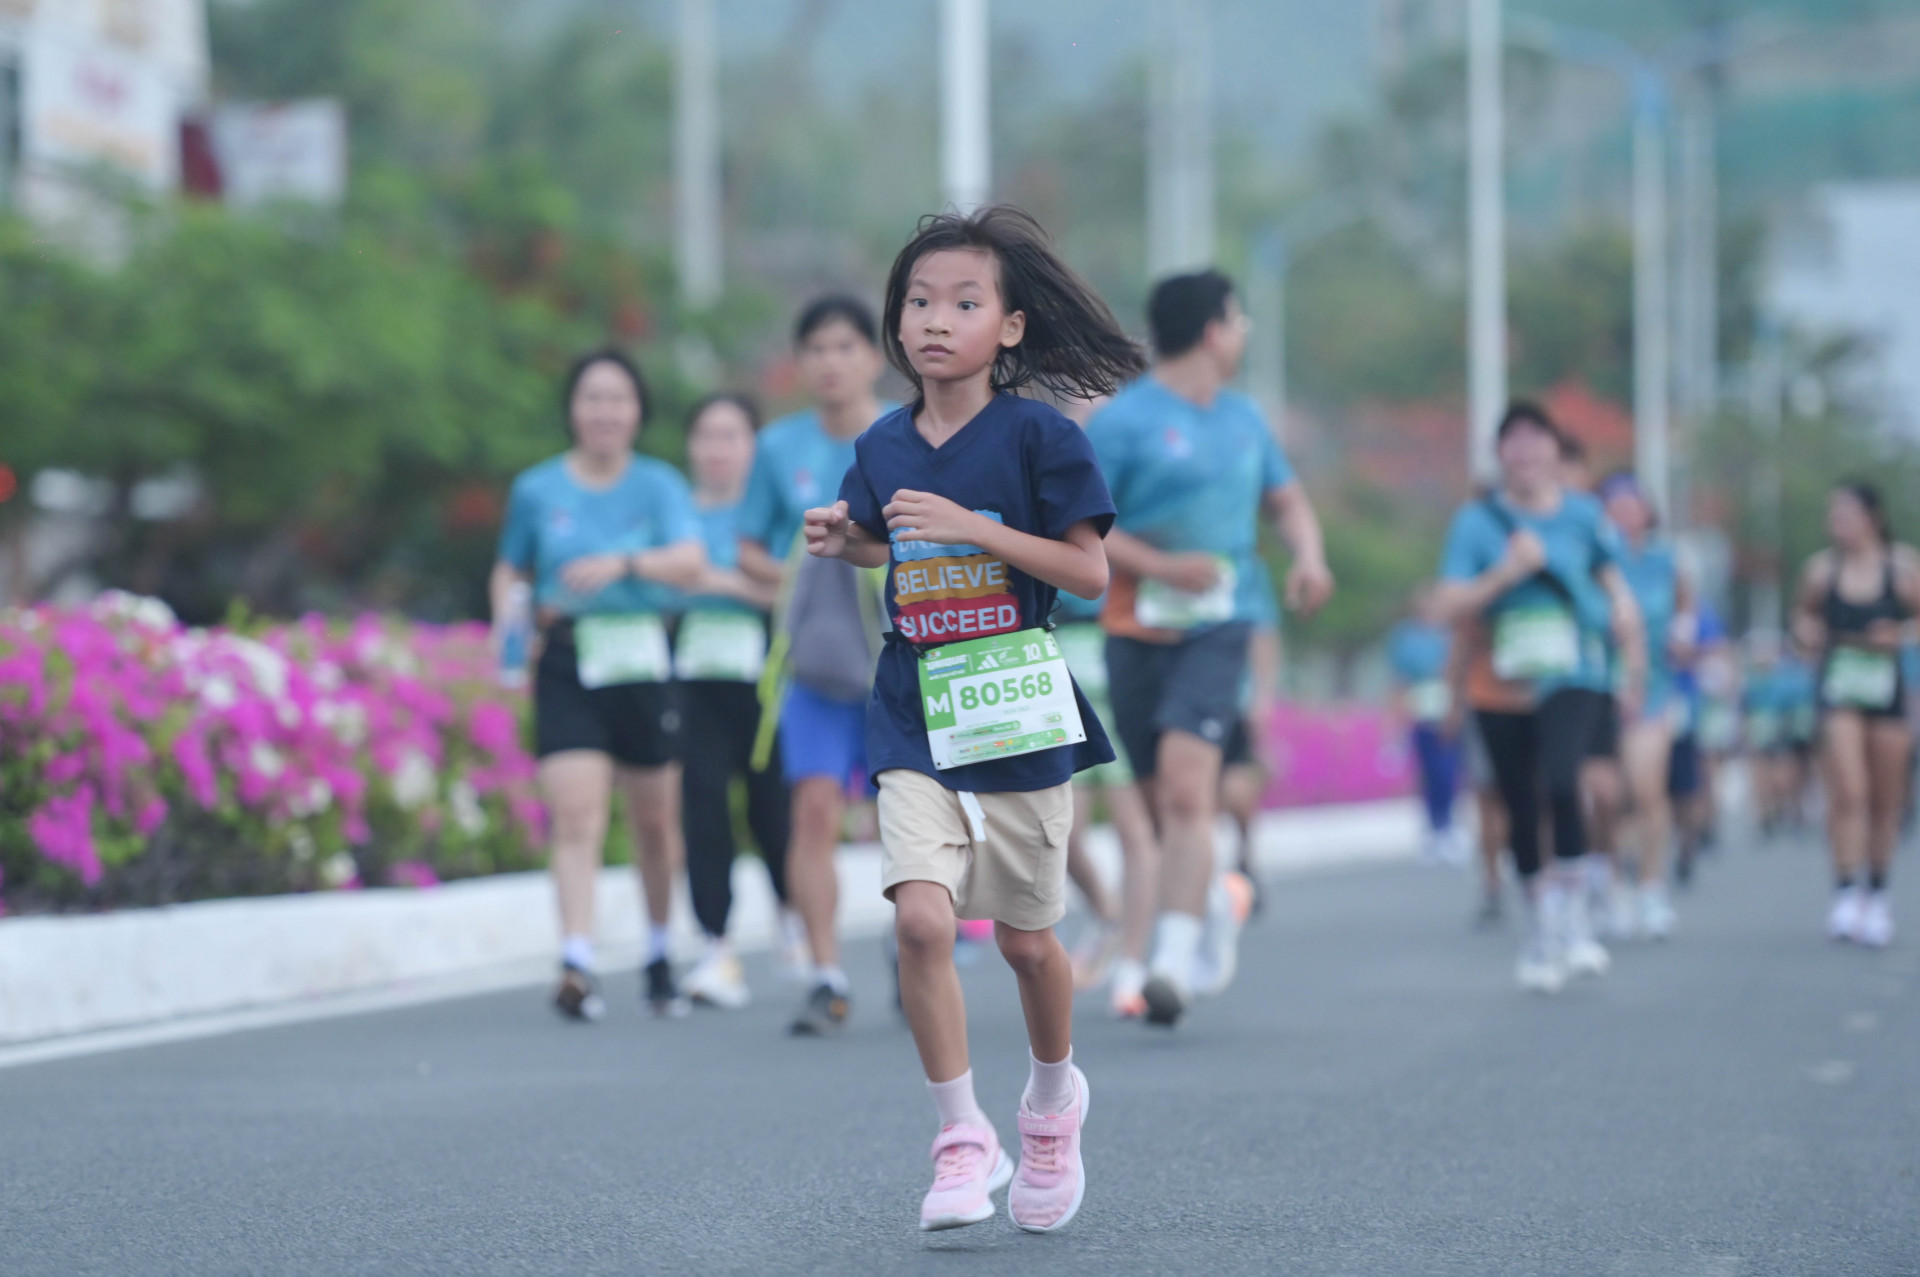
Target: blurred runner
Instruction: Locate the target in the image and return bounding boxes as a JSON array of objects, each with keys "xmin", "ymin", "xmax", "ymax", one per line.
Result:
[
  {"xmin": 1791, "ymin": 481, "xmax": 1920, "ymax": 947},
  {"xmin": 1674, "ymin": 601, "xmax": 1734, "ymax": 866},
  {"xmin": 1432, "ymin": 403, "xmax": 1645, "ymax": 994},
  {"xmin": 1088, "ymin": 269, "xmax": 1334, "ymax": 1028},
  {"xmin": 1220, "ymin": 583, "xmax": 1283, "ymax": 902},
  {"xmin": 1598, "ymin": 472, "xmax": 1695, "ymax": 938},
  {"xmin": 672, "ymin": 394, "xmax": 789, "ymax": 1010},
  {"xmin": 491, "ymin": 350, "xmax": 707, "ymax": 1021},
  {"xmin": 1561, "ymin": 437, "xmax": 1627, "ymax": 938},
  {"xmin": 1744, "ymin": 631, "xmax": 1800, "ymax": 835},
  {"xmin": 1388, "ymin": 586, "xmax": 1466, "ymax": 866},
  {"xmin": 737, "ymin": 297, "xmax": 895, "ymax": 1035}
]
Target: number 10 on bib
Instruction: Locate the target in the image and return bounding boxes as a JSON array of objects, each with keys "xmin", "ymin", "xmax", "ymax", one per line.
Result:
[{"xmin": 918, "ymin": 629, "xmax": 1086, "ymax": 770}]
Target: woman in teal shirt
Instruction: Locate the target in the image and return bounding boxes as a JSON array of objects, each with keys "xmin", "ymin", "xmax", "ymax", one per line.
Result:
[
  {"xmin": 1598, "ymin": 472, "xmax": 1694, "ymax": 940},
  {"xmin": 1433, "ymin": 403, "xmax": 1645, "ymax": 995},
  {"xmin": 492, "ymin": 350, "xmax": 706, "ymax": 1021}
]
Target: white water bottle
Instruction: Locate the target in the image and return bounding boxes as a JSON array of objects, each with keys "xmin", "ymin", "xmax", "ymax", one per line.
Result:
[{"xmin": 496, "ymin": 580, "xmax": 532, "ymax": 689}]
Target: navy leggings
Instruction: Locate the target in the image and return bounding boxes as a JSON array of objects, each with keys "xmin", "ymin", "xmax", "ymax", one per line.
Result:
[{"xmin": 1410, "ymin": 723, "xmax": 1461, "ymax": 834}]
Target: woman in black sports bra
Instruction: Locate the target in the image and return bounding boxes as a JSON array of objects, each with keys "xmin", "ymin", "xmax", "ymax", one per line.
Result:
[{"xmin": 1791, "ymin": 481, "xmax": 1920, "ymax": 948}]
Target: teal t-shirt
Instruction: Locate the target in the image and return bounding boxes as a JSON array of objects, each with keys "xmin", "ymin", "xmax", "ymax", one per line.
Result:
[
  {"xmin": 664, "ymin": 498, "xmax": 760, "ymax": 617},
  {"xmin": 1617, "ymin": 539, "xmax": 1680, "ymax": 711},
  {"xmin": 1085, "ymin": 378, "xmax": 1296, "ymax": 626},
  {"xmin": 1438, "ymin": 490, "xmax": 1621, "ymax": 693},
  {"xmin": 737, "ymin": 405, "xmax": 897, "ymax": 559},
  {"xmin": 1388, "ymin": 620, "xmax": 1451, "ymax": 684},
  {"xmin": 497, "ymin": 454, "xmax": 701, "ymax": 615}
]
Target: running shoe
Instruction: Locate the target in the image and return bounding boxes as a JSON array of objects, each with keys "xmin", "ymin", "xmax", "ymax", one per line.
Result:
[
  {"xmin": 1070, "ymin": 921, "xmax": 1120, "ymax": 992},
  {"xmin": 1516, "ymin": 897, "xmax": 1566, "ymax": 994},
  {"xmin": 1140, "ymin": 973, "xmax": 1189, "ymax": 1027},
  {"xmin": 788, "ymin": 981, "xmax": 851, "ymax": 1036},
  {"xmin": 644, "ymin": 957, "xmax": 690, "ymax": 1018},
  {"xmin": 1828, "ymin": 889, "xmax": 1865, "ymax": 942},
  {"xmin": 1854, "ymin": 893, "xmax": 1894, "ymax": 948},
  {"xmin": 553, "ymin": 964, "xmax": 605, "ymax": 1022},
  {"xmin": 1639, "ymin": 886, "xmax": 1676, "ymax": 941},
  {"xmin": 1605, "ymin": 883, "xmax": 1640, "ymax": 941},
  {"xmin": 683, "ymin": 944, "xmax": 750, "ymax": 1010},
  {"xmin": 1009, "ymin": 1065, "xmax": 1090, "ymax": 1234},
  {"xmin": 1473, "ymin": 889, "xmax": 1504, "ymax": 930},
  {"xmin": 1192, "ymin": 871, "xmax": 1254, "ymax": 998},
  {"xmin": 1562, "ymin": 890, "xmax": 1612, "ymax": 978},
  {"xmin": 1107, "ymin": 957, "xmax": 1147, "ymax": 1019},
  {"xmin": 919, "ymin": 1123, "xmax": 1013, "ymax": 1232}
]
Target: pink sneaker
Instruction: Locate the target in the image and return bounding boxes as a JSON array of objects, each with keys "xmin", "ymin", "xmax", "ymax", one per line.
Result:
[
  {"xmin": 919, "ymin": 1123, "xmax": 1013, "ymax": 1232},
  {"xmin": 1009, "ymin": 1066, "xmax": 1091, "ymax": 1233}
]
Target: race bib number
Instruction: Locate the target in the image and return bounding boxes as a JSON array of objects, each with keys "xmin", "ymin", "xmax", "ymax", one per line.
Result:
[
  {"xmin": 1051, "ymin": 623, "xmax": 1109, "ymax": 697},
  {"xmin": 1135, "ymin": 558, "xmax": 1237, "ymax": 630},
  {"xmin": 1747, "ymin": 709, "xmax": 1781, "ymax": 749},
  {"xmin": 1824, "ymin": 648, "xmax": 1898, "ymax": 711},
  {"xmin": 1408, "ymin": 679, "xmax": 1451, "ymax": 722},
  {"xmin": 575, "ymin": 613, "xmax": 670, "ymax": 688},
  {"xmin": 1700, "ymin": 703, "xmax": 1738, "ymax": 751},
  {"xmin": 673, "ymin": 610, "xmax": 767, "ymax": 682},
  {"xmin": 918, "ymin": 628, "xmax": 1086, "ymax": 770},
  {"xmin": 1491, "ymin": 606, "xmax": 1581, "ymax": 682}
]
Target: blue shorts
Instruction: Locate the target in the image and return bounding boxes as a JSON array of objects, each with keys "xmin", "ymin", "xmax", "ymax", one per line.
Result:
[{"xmin": 779, "ymin": 681, "xmax": 869, "ymax": 789}]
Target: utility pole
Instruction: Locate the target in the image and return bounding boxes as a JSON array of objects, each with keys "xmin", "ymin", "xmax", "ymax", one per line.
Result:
[
  {"xmin": 1246, "ymin": 230, "xmax": 1286, "ymax": 436},
  {"xmin": 1748, "ymin": 320, "xmax": 1786, "ymax": 633},
  {"xmin": 940, "ymin": 0, "xmax": 991, "ymax": 213},
  {"xmin": 674, "ymin": 0, "xmax": 722, "ymax": 308},
  {"xmin": 1147, "ymin": 0, "xmax": 1214, "ymax": 276},
  {"xmin": 1466, "ymin": 0, "xmax": 1507, "ymax": 482},
  {"xmin": 1630, "ymin": 69, "xmax": 1671, "ymax": 521}
]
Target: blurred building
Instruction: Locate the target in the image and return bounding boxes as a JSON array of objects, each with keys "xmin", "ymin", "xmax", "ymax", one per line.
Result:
[
  {"xmin": 0, "ymin": 0, "xmax": 208, "ymax": 241},
  {"xmin": 1770, "ymin": 183, "xmax": 1920, "ymax": 438}
]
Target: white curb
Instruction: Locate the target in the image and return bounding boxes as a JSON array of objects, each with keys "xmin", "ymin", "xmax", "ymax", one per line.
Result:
[{"xmin": 0, "ymin": 799, "xmax": 1422, "ymax": 1060}]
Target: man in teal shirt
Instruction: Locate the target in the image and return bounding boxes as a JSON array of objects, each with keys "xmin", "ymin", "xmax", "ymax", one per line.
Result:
[{"xmin": 1086, "ymin": 270, "xmax": 1335, "ymax": 1028}]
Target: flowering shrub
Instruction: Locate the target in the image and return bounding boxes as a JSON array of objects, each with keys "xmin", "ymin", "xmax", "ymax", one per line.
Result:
[{"xmin": 0, "ymin": 594, "xmax": 546, "ymax": 914}]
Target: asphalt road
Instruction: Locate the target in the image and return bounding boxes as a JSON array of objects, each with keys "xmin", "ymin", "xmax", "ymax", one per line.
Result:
[{"xmin": 3, "ymin": 834, "xmax": 1915, "ymax": 1276}]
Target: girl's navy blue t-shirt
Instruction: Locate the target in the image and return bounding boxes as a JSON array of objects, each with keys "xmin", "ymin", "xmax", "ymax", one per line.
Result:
[{"xmin": 838, "ymin": 394, "xmax": 1119, "ymax": 793}]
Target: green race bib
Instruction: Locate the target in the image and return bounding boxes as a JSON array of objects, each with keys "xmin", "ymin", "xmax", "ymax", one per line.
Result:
[
  {"xmin": 1824, "ymin": 647, "xmax": 1898, "ymax": 711},
  {"xmin": 1747, "ymin": 709, "xmax": 1782, "ymax": 749},
  {"xmin": 1408, "ymin": 679, "xmax": 1451, "ymax": 722},
  {"xmin": 917, "ymin": 628, "xmax": 1086, "ymax": 770},
  {"xmin": 1491, "ymin": 605, "xmax": 1581, "ymax": 682},
  {"xmin": 575, "ymin": 613, "xmax": 670, "ymax": 688},
  {"xmin": 1136, "ymin": 557, "xmax": 1237, "ymax": 630},
  {"xmin": 672, "ymin": 610, "xmax": 768, "ymax": 682}
]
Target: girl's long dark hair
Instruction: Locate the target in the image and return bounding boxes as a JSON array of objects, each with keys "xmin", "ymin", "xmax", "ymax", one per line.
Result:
[{"xmin": 882, "ymin": 205, "xmax": 1146, "ymax": 402}]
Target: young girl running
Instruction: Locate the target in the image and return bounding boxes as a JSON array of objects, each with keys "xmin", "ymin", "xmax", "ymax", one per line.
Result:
[{"xmin": 803, "ymin": 206, "xmax": 1142, "ymax": 1233}]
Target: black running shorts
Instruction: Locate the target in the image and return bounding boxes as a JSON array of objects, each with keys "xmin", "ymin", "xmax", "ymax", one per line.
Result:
[
  {"xmin": 1105, "ymin": 621, "xmax": 1253, "ymax": 780},
  {"xmin": 534, "ymin": 630, "xmax": 682, "ymax": 768}
]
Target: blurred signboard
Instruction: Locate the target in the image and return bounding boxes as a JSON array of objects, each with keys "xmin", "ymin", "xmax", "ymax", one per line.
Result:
[
  {"xmin": 209, "ymin": 100, "xmax": 347, "ymax": 209},
  {"xmin": 22, "ymin": 22, "xmax": 179, "ymax": 189}
]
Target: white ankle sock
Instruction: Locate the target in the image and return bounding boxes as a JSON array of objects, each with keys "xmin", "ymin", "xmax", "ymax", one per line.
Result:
[
  {"xmin": 1150, "ymin": 912, "xmax": 1204, "ymax": 988},
  {"xmin": 1025, "ymin": 1049, "xmax": 1075, "ymax": 1116},
  {"xmin": 646, "ymin": 923, "xmax": 671, "ymax": 964},
  {"xmin": 817, "ymin": 965, "xmax": 850, "ymax": 996},
  {"xmin": 928, "ymin": 1070, "xmax": 989, "ymax": 1130},
  {"xmin": 561, "ymin": 935, "xmax": 595, "ymax": 972}
]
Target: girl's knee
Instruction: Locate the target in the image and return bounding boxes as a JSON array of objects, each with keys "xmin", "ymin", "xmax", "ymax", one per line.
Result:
[
  {"xmin": 995, "ymin": 924, "xmax": 1058, "ymax": 975},
  {"xmin": 893, "ymin": 888, "xmax": 956, "ymax": 958}
]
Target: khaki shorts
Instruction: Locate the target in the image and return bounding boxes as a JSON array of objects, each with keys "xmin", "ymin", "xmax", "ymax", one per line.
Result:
[{"xmin": 876, "ymin": 769, "xmax": 1074, "ymax": 932}]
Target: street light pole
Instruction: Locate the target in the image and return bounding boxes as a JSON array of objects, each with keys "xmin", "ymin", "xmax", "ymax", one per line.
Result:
[
  {"xmin": 940, "ymin": 0, "xmax": 991, "ymax": 214},
  {"xmin": 1466, "ymin": 0, "xmax": 1507, "ymax": 483},
  {"xmin": 674, "ymin": 0, "xmax": 722, "ymax": 308},
  {"xmin": 1630, "ymin": 70, "xmax": 1671, "ymax": 521},
  {"xmin": 1147, "ymin": 0, "xmax": 1215, "ymax": 276}
]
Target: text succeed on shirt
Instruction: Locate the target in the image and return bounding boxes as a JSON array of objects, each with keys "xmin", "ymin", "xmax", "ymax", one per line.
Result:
[{"xmin": 890, "ymin": 511, "xmax": 1020, "ymax": 644}]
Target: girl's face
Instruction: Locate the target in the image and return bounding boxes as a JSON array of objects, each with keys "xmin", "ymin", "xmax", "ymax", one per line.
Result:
[
  {"xmin": 797, "ymin": 319, "xmax": 885, "ymax": 411},
  {"xmin": 1605, "ymin": 489, "xmax": 1652, "ymax": 538},
  {"xmin": 1827, "ymin": 489, "xmax": 1876, "ymax": 549},
  {"xmin": 569, "ymin": 361, "xmax": 642, "ymax": 458},
  {"xmin": 899, "ymin": 248, "xmax": 1025, "ymax": 388},
  {"xmin": 1496, "ymin": 421, "xmax": 1561, "ymax": 492},
  {"xmin": 688, "ymin": 400, "xmax": 756, "ymax": 493}
]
